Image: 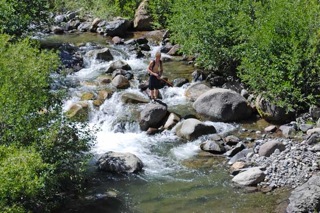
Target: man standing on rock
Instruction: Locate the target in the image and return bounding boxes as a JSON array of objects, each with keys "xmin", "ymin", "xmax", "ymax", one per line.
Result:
[{"xmin": 147, "ymin": 51, "xmax": 163, "ymax": 101}]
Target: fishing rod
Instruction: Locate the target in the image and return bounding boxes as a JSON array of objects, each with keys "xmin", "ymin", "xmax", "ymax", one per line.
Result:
[{"xmin": 159, "ymin": 78, "xmax": 173, "ymax": 87}]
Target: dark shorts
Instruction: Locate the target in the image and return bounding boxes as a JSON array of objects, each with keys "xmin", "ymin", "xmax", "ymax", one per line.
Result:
[{"xmin": 149, "ymin": 75, "xmax": 161, "ymax": 90}]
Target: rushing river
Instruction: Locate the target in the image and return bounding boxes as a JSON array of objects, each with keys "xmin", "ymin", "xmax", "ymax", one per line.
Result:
[{"xmin": 45, "ymin": 33, "xmax": 289, "ymax": 213}]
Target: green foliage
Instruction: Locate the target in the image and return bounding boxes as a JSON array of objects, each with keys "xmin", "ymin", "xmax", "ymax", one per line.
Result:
[
  {"xmin": 0, "ymin": 145, "xmax": 52, "ymax": 212},
  {"xmin": 0, "ymin": 34, "xmax": 95, "ymax": 212},
  {"xmin": 148, "ymin": 0, "xmax": 173, "ymax": 29},
  {"xmin": 0, "ymin": 0, "xmax": 49, "ymax": 36},
  {"xmin": 51, "ymin": 0, "xmax": 140, "ymax": 19},
  {"xmin": 0, "ymin": 34, "xmax": 59, "ymax": 145},
  {"xmin": 168, "ymin": 0, "xmax": 253, "ymax": 75},
  {"xmin": 239, "ymin": 0, "xmax": 320, "ymax": 111}
]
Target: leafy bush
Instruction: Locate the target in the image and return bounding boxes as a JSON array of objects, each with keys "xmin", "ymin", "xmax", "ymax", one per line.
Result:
[
  {"xmin": 148, "ymin": 0, "xmax": 173, "ymax": 29},
  {"xmin": 168, "ymin": 0, "xmax": 253, "ymax": 75},
  {"xmin": 0, "ymin": 34, "xmax": 95, "ymax": 212},
  {"xmin": 0, "ymin": 145, "xmax": 52, "ymax": 212},
  {"xmin": 0, "ymin": 0, "xmax": 49, "ymax": 36},
  {"xmin": 239, "ymin": 0, "xmax": 320, "ymax": 112}
]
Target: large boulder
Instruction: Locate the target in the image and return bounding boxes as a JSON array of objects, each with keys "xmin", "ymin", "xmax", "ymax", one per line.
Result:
[
  {"xmin": 139, "ymin": 103, "xmax": 168, "ymax": 131},
  {"xmin": 133, "ymin": 0, "xmax": 153, "ymax": 31},
  {"xmin": 287, "ymin": 174, "xmax": 320, "ymax": 213},
  {"xmin": 120, "ymin": 92, "xmax": 150, "ymax": 104},
  {"xmin": 174, "ymin": 118, "xmax": 216, "ymax": 140},
  {"xmin": 102, "ymin": 18, "xmax": 132, "ymax": 37},
  {"xmin": 106, "ymin": 60, "xmax": 132, "ymax": 74},
  {"xmin": 255, "ymin": 94, "xmax": 295, "ymax": 123},
  {"xmin": 85, "ymin": 48, "xmax": 114, "ymax": 62},
  {"xmin": 96, "ymin": 151, "xmax": 143, "ymax": 173},
  {"xmin": 232, "ymin": 167, "xmax": 265, "ymax": 186},
  {"xmin": 185, "ymin": 82, "xmax": 211, "ymax": 101},
  {"xmin": 258, "ymin": 140, "xmax": 286, "ymax": 157},
  {"xmin": 111, "ymin": 75, "xmax": 130, "ymax": 89},
  {"xmin": 193, "ymin": 88, "xmax": 252, "ymax": 122}
]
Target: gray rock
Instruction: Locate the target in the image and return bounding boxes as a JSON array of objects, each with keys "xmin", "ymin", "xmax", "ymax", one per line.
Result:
[
  {"xmin": 107, "ymin": 60, "xmax": 132, "ymax": 74},
  {"xmin": 279, "ymin": 125, "xmax": 296, "ymax": 138},
  {"xmin": 97, "ymin": 151, "xmax": 144, "ymax": 173},
  {"xmin": 258, "ymin": 140, "xmax": 285, "ymax": 157},
  {"xmin": 232, "ymin": 167, "xmax": 265, "ymax": 186},
  {"xmin": 264, "ymin": 125, "xmax": 277, "ymax": 133},
  {"xmin": 193, "ymin": 88, "xmax": 252, "ymax": 122},
  {"xmin": 299, "ymin": 123, "xmax": 314, "ymax": 133},
  {"xmin": 306, "ymin": 133, "xmax": 320, "ymax": 145},
  {"xmin": 225, "ymin": 142, "xmax": 246, "ymax": 158},
  {"xmin": 163, "ymin": 113, "xmax": 181, "ymax": 130},
  {"xmin": 184, "ymin": 82, "xmax": 211, "ymax": 101},
  {"xmin": 255, "ymin": 94, "xmax": 294, "ymax": 123},
  {"xmin": 133, "ymin": 0, "xmax": 153, "ymax": 31},
  {"xmin": 174, "ymin": 118, "xmax": 216, "ymax": 140},
  {"xmin": 139, "ymin": 103, "xmax": 168, "ymax": 131},
  {"xmin": 228, "ymin": 148, "xmax": 252, "ymax": 165},
  {"xmin": 111, "ymin": 75, "xmax": 130, "ymax": 89},
  {"xmin": 287, "ymin": 174, "xmax": 320, "ymax": 213},
  {"xmin": 85, "ymin": 48, "xmax": 114, "ymax": 62},
  {"xmin": 200, "ymin": 140, "xmax": 226, "ymax": 154},
  {"xmin": 310, "ymin": 105, "xmax": 320, "ymax": 120},
  {"xmin": 224, "ymin": 135, "xmax": 240, "ymax": 146}
]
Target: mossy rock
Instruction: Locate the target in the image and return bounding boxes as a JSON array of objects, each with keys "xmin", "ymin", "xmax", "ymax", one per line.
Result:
[
  {"xmin": 65, "ymin": 102, "xmax": 89, "ymax": 122},
  {"xmin": 81, "ymin": 92, "xmax": 95, "ymax": 101}
]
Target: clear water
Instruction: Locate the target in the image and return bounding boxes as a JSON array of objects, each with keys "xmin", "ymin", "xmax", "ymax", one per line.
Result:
[{"xmin": 46, "ymin": 33, "xmax": 290, "ymax": 213}]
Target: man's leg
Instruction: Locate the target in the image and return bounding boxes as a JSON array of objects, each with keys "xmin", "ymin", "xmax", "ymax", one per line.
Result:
[{"xmin": 154, "ymin": 89, "xmax": 159, "ymax": 99}]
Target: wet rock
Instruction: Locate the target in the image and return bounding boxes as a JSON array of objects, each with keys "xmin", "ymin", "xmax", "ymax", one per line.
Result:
[
  {"xmin": 200, "ymin": 140, "xmax": 226, "ymax": 154},
  {"xmin": 163, "ymin": 113, "xmax": 181, "ymax": 130},
  {"xmin": 120, "ymin": 92, "xmax": 149, "ymax": 104},
  {"xmin": 258, "ymin": 140, "xmax": 285, "ymax": 157},
  {"xmin": 65, "ymin": 102, "xmax": 89, "ymax": 122},
  {"xmin": 184, "ymin": 82, "xmax": 211, "ymax": 101},
  {"xmin": 106, "ymin": 60, "xmax": 132, "ymax": 73},
  {"xmin": 111, "ymin": 75, "xmax": 130, "ymax": 89},
  {"xmin": 193, "ymin": 88, "xmax": 252, "ymax": 122},
  {"xmin": 85, "ymin": 48, "xmax": 114, "ymax": 62},
  {"xmin": 172, "ymin": 78, "xmax": 189, "ymax": 87},
  {"xmin": 97, "ymin": 151, "xmax": 143, "ymax": 173},
  {"xmin": 139, "ymin": 103, "xmax": 168, "ymax": 131},
  {"xmin": 232, "ymin": 167, "xmax": 265, "ymax": 186},
  {"xmin": 287, "ymin": 174, "xmax": 320, "ymax": 213},
  {"xmin": 174, "ymin": 118, "xmax": 216, "ymax": 140}
]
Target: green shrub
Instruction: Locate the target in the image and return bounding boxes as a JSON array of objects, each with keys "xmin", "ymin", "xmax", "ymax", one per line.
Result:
[
  {"xmin": 0, "ymin": 34, "xmax": 95, "ymax": 211},
  {"xmin": 149, "ymin": 0, "xmax": 173, "ymax": 29},
  {"xmin": 0, "ymin": 0, "xmax": 49, "ymax": 36},
  {"xmin": 168, "ymin": 0, "xmax": 253, "ymax": 75},
  {"xmin": 0, "ymin": 145, "xmax": 52, "ymax": 212},
  {"xmin": 239, "ymin": 0, "xmax": 320, "ymax": 112}
]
